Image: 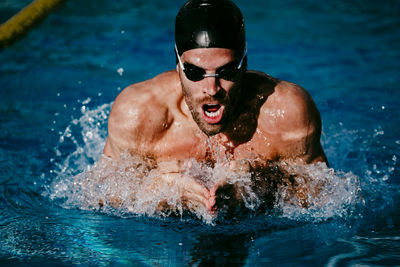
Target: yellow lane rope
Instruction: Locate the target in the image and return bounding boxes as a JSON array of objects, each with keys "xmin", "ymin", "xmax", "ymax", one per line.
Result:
[{"xmin": 0, "ymin": 0, "xmax": 66, "ymax": 48}]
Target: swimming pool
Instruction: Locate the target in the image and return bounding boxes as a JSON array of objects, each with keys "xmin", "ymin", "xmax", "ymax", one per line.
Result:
[{"xmin": 1, "ymin": 0, "xmax": 399, "ymax": 265}]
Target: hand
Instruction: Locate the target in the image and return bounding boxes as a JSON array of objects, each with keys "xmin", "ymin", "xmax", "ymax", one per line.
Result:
[
  {"xmin": 210, "ymin": 181, "xmax": 242, "ymax": 215},
  {"xmin": 209, "ymin": 160, "xmax": 252, "ymax": 213},
  {"xmin": 227, "ymin": 159, "xmax": 252, "ymax": 174},
  {"xmin": 177, "ymin": 174, "xmax": 216, "ymax": 212},
  {"xmin": 160, "ymin": 172, "xmax": 216, "ymax": 213},
  {"xmin": 210, "ymin": 159, "xmax": 252, "ymax": 199}
]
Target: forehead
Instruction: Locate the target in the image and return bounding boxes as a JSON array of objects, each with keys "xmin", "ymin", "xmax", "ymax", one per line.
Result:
[{"xmin": 181, "ymin": 48, "xmax": 236, "ymax": 68}]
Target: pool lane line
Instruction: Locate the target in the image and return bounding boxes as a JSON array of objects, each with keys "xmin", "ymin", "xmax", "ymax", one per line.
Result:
[{"xmin": 0, "ymin": 0, "xmax": 66, "ymax": 49}]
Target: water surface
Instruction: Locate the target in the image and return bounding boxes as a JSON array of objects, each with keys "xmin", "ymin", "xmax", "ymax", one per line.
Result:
[{"xmin": 0, "ymin": 0, "xmax": 399, "ymax": 265}]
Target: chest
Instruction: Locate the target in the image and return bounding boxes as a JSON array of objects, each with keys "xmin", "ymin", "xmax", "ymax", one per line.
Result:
[{"xmin": 153, "ymin": 119, "xmax": 278, "ymax": 162}]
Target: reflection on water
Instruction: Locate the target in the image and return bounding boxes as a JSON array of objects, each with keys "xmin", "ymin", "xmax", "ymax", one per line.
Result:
[{"xmin": 190, "ymin": 233, "xmax": 250, "ymax": 266}]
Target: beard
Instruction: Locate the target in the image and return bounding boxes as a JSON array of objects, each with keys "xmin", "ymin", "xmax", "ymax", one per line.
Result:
[
  {"xmin": 187, "ymin": 99, "xmax": 225, "ymax": 136},
  {"xmin": 181, "ymin": 82, "xmax": 241, "ymax": 136}
]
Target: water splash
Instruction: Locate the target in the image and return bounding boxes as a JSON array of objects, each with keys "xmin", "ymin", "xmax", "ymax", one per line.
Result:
[
  {"xmin": 276, "ymin": 162, "xmax": 364, "ymax": 222},
  {"xmin": 52, "ymin": 101, "xmax": 111, "ymax": 177},
  {"xmin": 47, "ymin": 103, "xmax": 369, "ymax": 224}
]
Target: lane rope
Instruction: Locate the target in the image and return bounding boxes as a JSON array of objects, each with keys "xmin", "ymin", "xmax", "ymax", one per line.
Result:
[{"xmin": 0, "ymin": 0, "xmax": 66, "ymax": 48}]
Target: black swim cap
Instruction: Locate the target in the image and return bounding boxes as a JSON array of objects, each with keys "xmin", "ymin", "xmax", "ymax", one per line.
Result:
[{"xmin": 175, "ymin": 0, "xmax": 246, "ymax": 56}]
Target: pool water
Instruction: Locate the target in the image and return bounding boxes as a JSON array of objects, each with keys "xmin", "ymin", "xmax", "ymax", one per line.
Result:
[{"xmin": 1, "ymin": 0, "xmax": 400, "ymax": 265}]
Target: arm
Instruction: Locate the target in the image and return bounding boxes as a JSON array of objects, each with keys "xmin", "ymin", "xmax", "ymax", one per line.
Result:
[
  {"xmin": 263, "ymin": 81, "xmax": 329, "ymax": 206},
  {"xmin": 101, "ymin": 75, "xmax": 215, "ymax": 213},
  {"xmin": 103, "ymin": 83, "xmax": 167, "ymax": 160},
  {"xmin": 210, "ymin": 82, "xmax": 329, "ymax": 212}
]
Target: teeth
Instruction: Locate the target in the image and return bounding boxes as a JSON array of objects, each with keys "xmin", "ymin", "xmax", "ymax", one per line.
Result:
[{"xmin": 205, "ymin": 108, "xmax": 221, "ymax": 118}]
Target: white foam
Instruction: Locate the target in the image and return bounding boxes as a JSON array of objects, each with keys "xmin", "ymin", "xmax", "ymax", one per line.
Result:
[
  {"xmin": 275, "ymin": 162, "xmax": 364, "ymax": 222},
  {"xmin": 47, "ymin": 103, "xmax": 365, "ymax": 224}
]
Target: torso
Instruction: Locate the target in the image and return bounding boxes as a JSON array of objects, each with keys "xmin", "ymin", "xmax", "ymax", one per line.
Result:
[
  {"xmin": 152, "ymin": 114, "xmax": 279, "ymax": 163},
  {"xmin": 104, "ymin": 70, "xmax": 326, "ymax": 165}
]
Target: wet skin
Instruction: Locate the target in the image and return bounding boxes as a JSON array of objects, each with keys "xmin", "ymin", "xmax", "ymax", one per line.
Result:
[{"xmin": 103, "ymin": 48, "xmax": 328, "ymax": 213}]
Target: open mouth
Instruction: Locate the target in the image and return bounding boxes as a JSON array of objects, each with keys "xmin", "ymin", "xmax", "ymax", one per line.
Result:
[{"xmin": 202, "ymin": 104, "xmax": 223, "ymax": 124}]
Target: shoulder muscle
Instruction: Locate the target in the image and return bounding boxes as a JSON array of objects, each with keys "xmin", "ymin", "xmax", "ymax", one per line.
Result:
[
  {"xmin": 104, "ymin": 72, "xmax": 177, "ymax": 158},
  {"xmin": 259, "ymin": 81, "xmax": 323, "ymax": 162}
]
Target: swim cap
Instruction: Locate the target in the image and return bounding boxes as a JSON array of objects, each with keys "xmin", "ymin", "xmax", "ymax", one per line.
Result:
[{"xmin": 175, "ymin": 0, "xmax": 246, "ymax": 56}]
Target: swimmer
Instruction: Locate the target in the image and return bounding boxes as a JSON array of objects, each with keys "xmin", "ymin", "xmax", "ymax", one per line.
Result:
[{"xmin": 102, "ymin": 0, "xmax": 328, "ymax": 214}]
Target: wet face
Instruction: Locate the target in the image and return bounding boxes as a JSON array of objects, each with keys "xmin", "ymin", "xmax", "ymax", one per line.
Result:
[{"xmin": 177, "ymin": 48, "xmax": 244, "ymax": 136}]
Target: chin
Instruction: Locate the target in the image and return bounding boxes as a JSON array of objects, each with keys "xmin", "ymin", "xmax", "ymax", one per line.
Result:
[
  {"xmin": 199, "ymin": 124, "xmax": 225, "ymax": 136},
  {"xmin": 191, "ymin": 109, "xmax": 225, "ymax": 136}
]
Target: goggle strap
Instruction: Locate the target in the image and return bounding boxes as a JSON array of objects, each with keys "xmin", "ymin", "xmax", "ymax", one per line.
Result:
[
  {"xmin": 237, "ymin": 43, "xmax": 247, "ymax": 69},
  {"xmin": 175, "ymin": 44, "xmax": 185, "ymax": 71}
]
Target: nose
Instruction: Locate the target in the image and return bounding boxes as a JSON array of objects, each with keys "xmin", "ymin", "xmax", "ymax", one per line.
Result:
[{"xmin": 203, "ymin": 76, "xmax": 219, "ymax": 96}]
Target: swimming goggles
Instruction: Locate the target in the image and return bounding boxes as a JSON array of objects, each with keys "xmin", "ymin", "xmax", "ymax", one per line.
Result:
[{"xmin": 175, "ymin": 43, "xmax": 247, "ymax": 82}]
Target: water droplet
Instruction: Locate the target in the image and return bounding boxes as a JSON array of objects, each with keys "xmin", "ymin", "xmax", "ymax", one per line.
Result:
[
  {"xmin": 86, "ymin": 131, "xmax": 93, "ymax": 138},
  {"xmin": 117, "ymin": 68, "xmax": 124, "ymax": 76},
  {"xmin": 82, "ymin": 97, "xmax": 91, "ymax": 105},
  {"xmin": 373, "ymin": 128, "xmax": 384, "ymax": 137}
]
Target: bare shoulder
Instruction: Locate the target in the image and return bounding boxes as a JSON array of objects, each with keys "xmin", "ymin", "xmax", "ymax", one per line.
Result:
[
  {"xmin": 111, "ymin": 71, "xmax": 179, "ymax": 118},
  {"xmin": 255, "ymin": 75, "xmax": 325, "ymax": 162},
  {"xmin": 104, "ymin": 71, "xmax": 180, "ymax": 158},
  {"xmin": 241, "ymin": 71, "xmax": 319, "ymax": 133},
  {"xmin": 275, "ymin": 80, "xmax": 319, "ymax": 122},
  {"xmin": 259, "ymin": 78, "xmax": 321, "ymax": 133}
]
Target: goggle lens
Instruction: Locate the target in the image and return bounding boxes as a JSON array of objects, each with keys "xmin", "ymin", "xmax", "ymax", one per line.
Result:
[
  {"xmin": 175, "ymin": 43, "xmax": 247, "ymax": 82},
  {"xmin": 183, "ymin": 63, "xmax": 240, "ymax": 82},
  {"xmin": 183, "ymin": 64, "xmax": 206, "ymax": 81}
]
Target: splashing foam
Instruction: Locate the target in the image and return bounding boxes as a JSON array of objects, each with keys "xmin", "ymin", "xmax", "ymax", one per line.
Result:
[
  {"xmin": 276, "ymin": 162, "xmax": 364, "ymax": 222},
  {"xmin": 48, "ymin": 103, "xmax": 364, "ymax": 224}
]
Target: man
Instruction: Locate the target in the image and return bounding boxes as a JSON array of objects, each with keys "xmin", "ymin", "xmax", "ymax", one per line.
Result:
[{"xmin": 102, "ymin": 0, "xmax": 328, "ymax": 214}]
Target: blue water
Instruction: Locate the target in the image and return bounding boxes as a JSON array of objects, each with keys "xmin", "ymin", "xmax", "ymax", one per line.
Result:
[{"xmin": 1, "ymin": 0, "xmax": 400, "ymax": 265}]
